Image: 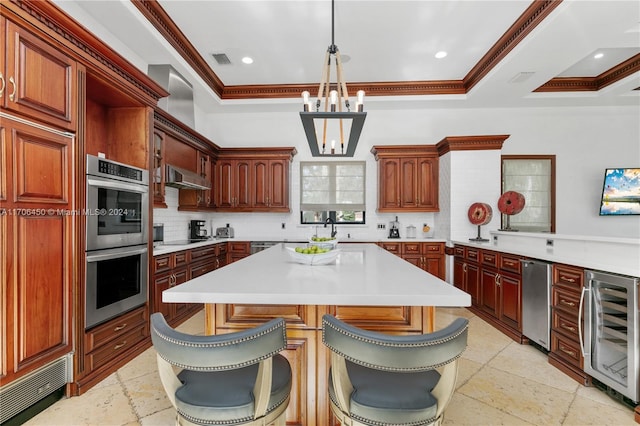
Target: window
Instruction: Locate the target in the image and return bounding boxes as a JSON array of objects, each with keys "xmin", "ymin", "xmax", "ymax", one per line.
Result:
[
  {"xmin": 501, "ymin": 155, "xmax": 555, "ymax": 232},
  {"xmin": 300, "ymin": 161, "xmax": 366, "ymax": 224}
]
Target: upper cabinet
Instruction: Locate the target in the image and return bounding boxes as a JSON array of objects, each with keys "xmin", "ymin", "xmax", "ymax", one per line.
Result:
[
  {"xmin": 1, "ymin": 18, "xmax": 76, "ymax": 131},
  {"xmin": 371, "ymin": 145, "xmax": 439, "ymax": 212},
  {"xmin": 215, "ymin": 149, "xmax": 296, "ymax": 213}
]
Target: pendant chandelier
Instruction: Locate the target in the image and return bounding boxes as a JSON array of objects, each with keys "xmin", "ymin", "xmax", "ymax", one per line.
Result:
[{"xmin": 300, "ymin": 0, "xmax": 366, "ymax": 157}]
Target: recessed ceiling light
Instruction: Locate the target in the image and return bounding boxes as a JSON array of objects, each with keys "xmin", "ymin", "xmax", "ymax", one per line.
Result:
[
  {"xmin": 241, "ymin": 56, "xmax": 254, "ymax": 64},
  {"xmin": 593, "ymin": 52, "xmax": 604, "ymax": 59},
  {"xmin": 435, "ymin": 51, "xmax": 448, "ymax": 59}
]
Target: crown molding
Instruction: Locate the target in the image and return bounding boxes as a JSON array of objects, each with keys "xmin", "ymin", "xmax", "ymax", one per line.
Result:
[{"xmin": 436, "ymin": 135, "xmax": 510, "ymax": 156}]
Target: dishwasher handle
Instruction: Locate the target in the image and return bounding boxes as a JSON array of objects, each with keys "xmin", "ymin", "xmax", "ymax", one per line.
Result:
[{"xmin": 578, "ymin": 286, "xmax": 589, "ymax": 357}]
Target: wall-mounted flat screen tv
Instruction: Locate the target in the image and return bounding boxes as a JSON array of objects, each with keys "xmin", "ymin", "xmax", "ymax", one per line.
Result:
[{"xmin": 599, "ymin": 168, "xmax": 640, "ymax": 215}]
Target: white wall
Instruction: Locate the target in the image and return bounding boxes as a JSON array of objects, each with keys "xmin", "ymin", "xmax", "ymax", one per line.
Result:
[{"xmin": 198, "ymin": 104, "xmax": 639, "ymax": 239}]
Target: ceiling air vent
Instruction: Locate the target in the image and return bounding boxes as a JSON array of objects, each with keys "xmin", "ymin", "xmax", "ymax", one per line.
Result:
[{"xmin": 212, "ymin": 53, "xmax": 231, "ymax": 65}]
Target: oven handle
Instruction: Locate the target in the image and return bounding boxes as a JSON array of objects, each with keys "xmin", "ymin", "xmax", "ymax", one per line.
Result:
[
  {"xmin": 86, "ymin": 246, "xmax": 148, "ymax": 263},
  {"xmin": 87, "ymin": 177, "xmax": 148, "ymax": 193},
  {"xmin": 578, "ymin": 286, "xmax": 589, "ymax": 357}
]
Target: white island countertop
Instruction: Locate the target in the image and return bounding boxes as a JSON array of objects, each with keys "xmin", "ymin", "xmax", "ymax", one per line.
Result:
[{"xmin": 163, "ymin": 243, "xmax": 471, "ymax": 307}]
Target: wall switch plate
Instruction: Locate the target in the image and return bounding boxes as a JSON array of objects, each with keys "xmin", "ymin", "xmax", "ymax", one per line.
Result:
[
  {"xmin": 546, "ymin": 239, "xmax": 554, "ymax": 247},
  {"xmin": 377, "ymin": 223, "xmax": 386, "ymax": 229},
  {"xmin": 281, "ymin": 223, "xmax": 286, "ymax": 229}
]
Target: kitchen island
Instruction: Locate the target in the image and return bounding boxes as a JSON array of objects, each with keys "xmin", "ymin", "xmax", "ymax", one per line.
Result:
[{"xmin": 163, "ymin": 243, "xmax": 470, "ymax": 425}]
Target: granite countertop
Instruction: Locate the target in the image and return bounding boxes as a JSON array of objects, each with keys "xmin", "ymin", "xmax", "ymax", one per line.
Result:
[{"xmin": 163, "ymin": 243, "xmax": 470, "ymax": 307}]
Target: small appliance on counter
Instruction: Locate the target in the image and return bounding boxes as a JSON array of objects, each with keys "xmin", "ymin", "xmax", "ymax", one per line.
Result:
[
  {"xmin": 216, "ymin": 224, "xmax": 235, "ymax": 239},
  {"xmin": 153, "ymin": 223, "xmax": 164, "ymax": 246},
  {"xmin": 406, "ymin": 225, "xmax": 416, "ymax": 238},
  {"xmin": 190, "ymin": 220, "xmax": 208, "ymax": 240},
  {"xmin": 389, "ymin": 216, "xmax": 400, "ymax": 239}
]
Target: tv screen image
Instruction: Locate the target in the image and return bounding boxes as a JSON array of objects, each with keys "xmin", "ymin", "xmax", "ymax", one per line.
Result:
[{"xmin": 599, "ymin": 168, "xmax": 640, "ymax": 215}]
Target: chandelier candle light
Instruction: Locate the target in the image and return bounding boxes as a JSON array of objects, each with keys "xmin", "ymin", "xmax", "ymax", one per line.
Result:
[{"xmin": 300, "ymin": 0, "xmax": 366, "ymax": 157}]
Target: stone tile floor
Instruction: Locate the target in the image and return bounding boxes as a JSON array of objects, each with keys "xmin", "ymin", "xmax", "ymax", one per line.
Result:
[{"xmin": 24, "ymin": 308, "xmax": 637, "ymax": 425}]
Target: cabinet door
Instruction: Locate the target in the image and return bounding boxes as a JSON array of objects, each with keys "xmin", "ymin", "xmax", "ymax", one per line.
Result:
[
  {"xmin": 423, "ymin": 256, "xmax": 443, "ymax": 279},
  {"xmin": 378, "ymin": 159, "xmax": 400, "ymax": 209},
  {"xmin": 252, "ymin": 159, "xmax": 269, "ymax": 209},
  {"xmin": 499, "ymin": 272, "xmax": 522, "ymax": 331},
  {"xmin": 4, "ymin": 21, "xmax": 76, "ymax": 130},
  {"xmin": 467, "ymin": 262, "xmax": 481, "ymax": 305},
  {"xmin": 216, "ymin": 160, "xmax": 234, "ymax": 208},
  {"xmin": 152, "ymin": 129, "xmax": 166, "ymax": 207},
  {"xmin": 403, "ymin": 254, "xmax": 422, "ymax": 269},
  {"xmin": 480, "ymin": 268, "xmax": 499, "ymax": 318},
  {"xmin": 198, "ymin": 151, "xmax": 211, "ymax": 207},
  {"xmin": 268, "ymin": 159, "xmax": 289, "ymax": 210},
  {"xmin": 417, "ymin": 156, "xmax": 438, "ymax": 210},
  {"xmin": 152, "ymin": 273, "xmax": 172, "ymax": 319},
  {"xmin": 399, "ymin": 158, "xmax": 418, "ymax": 207},
  {"xmin": 453, "ymin": 258, "xmax": 466, "ymax": 291},
  {"xmin": 235, "ymin": 160, "xmax": 251, "ymax": 209}
]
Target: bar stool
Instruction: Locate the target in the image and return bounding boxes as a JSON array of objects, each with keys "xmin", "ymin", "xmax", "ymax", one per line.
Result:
[
  {"xmin": 322, "ymin": 314, "xmax": 468, "ymax": 426},
  {"xmin": 151, "ymin": 313, "xmax": 292, "ymax": 425}
]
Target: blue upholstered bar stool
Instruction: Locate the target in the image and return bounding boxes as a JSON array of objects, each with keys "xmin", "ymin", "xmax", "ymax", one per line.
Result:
[
  {"xmin": 322, "ymin": 314, "xmax": 468, "ymax": 426},
  {"xmin": 150, "ymin": 313, "xmax": 292, "ymax": 426}
]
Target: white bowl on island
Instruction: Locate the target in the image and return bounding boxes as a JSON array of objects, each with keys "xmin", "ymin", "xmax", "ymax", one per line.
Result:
[
  {"xmin": 308, "ymin": 236, "xmax": 339, "ymax": 248},
  {"xmin": 286, "ymin": 246, "xmax": 340, "ymax": 266}
]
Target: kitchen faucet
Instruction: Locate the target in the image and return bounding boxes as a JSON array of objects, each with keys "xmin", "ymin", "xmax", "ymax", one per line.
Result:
[{"xmin": 324, "ymin": 217, "xmax": 338, "ymax": 238}]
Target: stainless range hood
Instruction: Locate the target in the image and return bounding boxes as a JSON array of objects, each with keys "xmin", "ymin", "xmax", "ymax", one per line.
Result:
[{"xmin": 166, "ymin": 164, "xmax": 211, "ymax": 190}]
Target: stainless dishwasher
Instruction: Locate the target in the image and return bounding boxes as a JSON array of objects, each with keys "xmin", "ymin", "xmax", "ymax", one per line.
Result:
[{"xmin": 521, "ymin": 259, "xmax": 552, "ymax": 350}]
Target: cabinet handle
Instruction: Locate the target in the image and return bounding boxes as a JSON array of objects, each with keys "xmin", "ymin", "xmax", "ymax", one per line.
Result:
[
  {"xmin": 560, "ymin": 299, "xmax": 576, "ymax": 307},
  {"xmin": 463, "ymin": 263, "xmax": 467, "ymax": 273},
  {"xmin": 8, "ymin": 76, "xmax": 16, "ymax": 102},
  {"xmin": 113, "ymin": 341, "xmax": 127, "ymax": 350},
  {"xmin": 495, "ymin": 274, "xmax": 501, "ymax": 286},
  {"xmin": 560, "ymin": 275, "xmax": 576, "ymax": 283},
  {"xmin": 113, "ymin": 323, "xmax": 128, "ymax": 332},
  {"xmin": 215, "ymin": 258, "xmax": 220, "ymax": 268},
  {"xmin": 560, "ymin": 347, "xmax": 576, "ymax": 358},
  {"xmin": 0, "ymin": 72, "xmax": 5, "ymax": 97},
  {"xmin": 504, "ymin": 260, "xmax": 516, "ymax": 266},
  {"xmin": 561, "ymin": 324, "xmax": 577, "ymax": 333}
]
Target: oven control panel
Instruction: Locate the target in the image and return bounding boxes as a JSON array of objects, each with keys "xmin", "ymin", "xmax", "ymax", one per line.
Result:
[{"xmin": 98, "ymin": 159, "xmax": 143, "ymax": 181}]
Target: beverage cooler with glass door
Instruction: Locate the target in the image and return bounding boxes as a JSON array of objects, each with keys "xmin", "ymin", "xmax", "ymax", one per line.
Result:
[{"xmin": 581, "ymin": 270, "xmax": 639, "ymax": 404}]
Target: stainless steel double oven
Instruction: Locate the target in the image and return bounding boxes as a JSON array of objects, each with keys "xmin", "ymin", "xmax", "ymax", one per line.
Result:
[{"xmin": 85, "ymin": 155, "xmax": 149, "ymax": 329}]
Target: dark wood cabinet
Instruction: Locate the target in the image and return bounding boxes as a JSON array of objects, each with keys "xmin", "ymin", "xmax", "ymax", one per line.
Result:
[
  {"xmin": 454, "ymin": 245, "xmax": 523, "ymax": 343},
  {"xmin": 152, "ymin": 129, "xmax": 167, "ymax": 207},
  {"xmin": 371, "ymin": 145, "xmax": 439, "ymax": 212},
  {"xmin": 0, "ymin": 115, "xmax": 75, "ymax": 385},
  {"xmin": 548, "ymin": 263, "xmax": 591, "ymax": 385},
  {"xmin": 2, "ymin": 18, "xmax": 77, "ymax": 131},
  {"xmin": 179, "ymin": 150, "xmax": 213, "ymax": 209},
  {"xmin": 152, "ymin": 251, "xmax": 193, "ymax": 327},
  {"xmin": 228, "ymin": 241, "xmax": 251, "ymax": 263},
  {"xmin": 215, "ymin": 148, "xmax": 295, "ymax": 212},
  {"xmin": 401, "ymin": 242, "xmax": 445, "ymax": 280}
]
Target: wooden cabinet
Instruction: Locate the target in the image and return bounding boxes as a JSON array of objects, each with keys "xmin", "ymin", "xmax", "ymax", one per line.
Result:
[
  {"xmin": 152, "ymin": 250, "xmax": 194, "ymax": 327},
  {"xmin": 179, "ymin": 150, "xmax": 213, "ymax": 209},
  {"xmin": 0, "ymin": 115, "xmax": 74, "ymax": 385},
  {"xmin": 453, "ymin": 246, "xmax": 481, "ymax": 305},
  {"xmin": 371, "ymin": 145, "xmax": 439, "ymax": 212},
  {"xmin": 215, "ymin": 148, "xmax": 296, "ymax": 212},
  {"xmin": 548, "ymin": 263, "xmax": 591, "ymax": 385},
  {"xmin": 228, "ymin": 241, "xmax": 251, "ymax": 263},
  {"xmin": 454, "ymin": 245, "xmax": 523, "ymax": 343},
  {"xmin": 217, "ymin": 158, "xmax": 252, "ymax": 209},
  {"xmin": 379, "ymin": 242, "xmax": 445, "ymax": 280},
  {"xmin": 401, "ymin": 242, "xmax": 445, "ymax": 280},
  {"xmin": 1, "ymin": 18, "xmax": 77, "ymax": 131},
  {"xmin": 83, "ymin": 306, "xmax": 148, "ymax": 375},
  {"xmin": 152, "ymin": 129, "xmax": 166, "ymax": 207}
]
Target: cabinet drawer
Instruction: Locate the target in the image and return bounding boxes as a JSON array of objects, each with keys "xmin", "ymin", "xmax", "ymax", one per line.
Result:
[
  {"xmin": 481, "ymin": 250, "xmax": 499, "ymax": 267},
  {"xmin": 190, "ymin": 260, "xmax": 217, "ymax": 278},
  {"xmin": 229, "ymin": 241, "xmax": 250, "ymax": 254},
  {"xmin": 85, "ymin": 307, "xmax": 147, "ymax": 352},
  {"xmin": 466, "ymin": 248, "xmax": 479, "ymax": 262},
  {"xmin": 174, "ymin": 250, "xmax": 189, "ymax": 267},
  {"xmin": 216, "ymin": 243, "xmax": 228, "ymax": 256},
  {"xmin": 85, "ymin": 325, "xmax": 147, "ymax": 371},
  {"xmin": 553, "ymin": 264, "xmax": 583, "ymax": 290},
  {"xmin": 552, "ymin": 309, "xmax": 580, "ymax": 340},
  {"xmin": 402, "ymin": 243, "xmax": 421, "ymax": 254},
  {"xmin": 191, "ymin": 245, "xmax": 217, "ymax": 261},
  {"xmin": 153, "ymin": 254, "xmax": 171, "ymax": 274},
  {"xmin": 552, "ymin": 286, "xmax": 581, "ymax": 316},
  {"xmin": 500, "ymin": 254, "xmax": 522, "ymax": 273},
  {"xmin": 551, "ymin": 332, "xmax": 582, "ymax": 369},
  {"xmin": 454, "ymin": 246, "xmax": 465, "ymax": 257},
  {"xmin": 379, "ymin": 242, "xmax": 401, "ymax": 255},
  {"xmin": 423, "ymin": 243, "xmax": 443, "ymax": 254}
]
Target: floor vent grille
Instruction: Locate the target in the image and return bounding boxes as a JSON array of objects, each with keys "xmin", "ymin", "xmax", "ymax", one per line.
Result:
[{"xmin": 0, "ymin": 356, "xmax": 70, "ymax": 423}]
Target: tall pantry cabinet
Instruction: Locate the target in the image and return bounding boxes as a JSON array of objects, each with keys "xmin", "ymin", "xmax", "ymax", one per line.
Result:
[{"xmin": 0, "ymin": 12, "xmax": 77, "ymax": 391}]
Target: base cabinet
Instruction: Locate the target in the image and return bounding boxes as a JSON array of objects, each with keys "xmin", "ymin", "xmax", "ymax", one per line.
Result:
[
  {"xmin": 454, "ymin": 245, "xmax": 524, "ymax": 343},
  {"xmin": 548, "ymin": 263, "xmax": 591, "ymax": 385},
  {"xmin": 379, "ymin": 242, "xmax": 445, "ymax": 280},
  {"xmin": 212, "ymin": 303, "xmax": 433, "ymax": 425}
]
